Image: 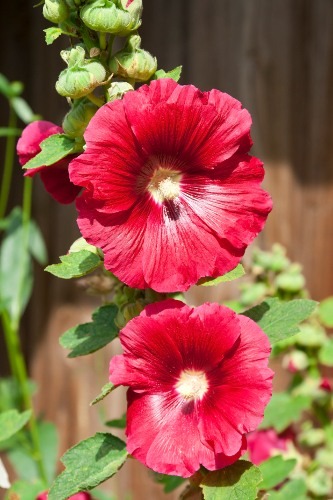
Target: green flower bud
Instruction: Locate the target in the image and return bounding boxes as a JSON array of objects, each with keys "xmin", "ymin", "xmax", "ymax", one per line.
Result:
[
  {"xmin": 43, "ymin": 0, "xmax": 69, "ymax": 23},
  {"xmin": 62, "ymin": 97, "xmax": 98, "ymax": 138},
  {"xmin": 109, "ymin": 35, "xmax": 157, "ymax": 82},
  {"xmin": 106, "ymin": 81, "xmax": 133, "ymax": 102},
  {"xmin": 56, "ymin": 45, "xmax": 107, "ymax": 99},
  {"xmin": 80, "ymin": 0, "xmax": 142, "ymax": 36}
]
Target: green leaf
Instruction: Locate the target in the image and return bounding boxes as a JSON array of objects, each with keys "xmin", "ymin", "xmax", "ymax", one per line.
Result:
[
  {"xmin": 261, "ymin": 392, "xmax": 312, "ymax": 433},
  {"xmin": 201, "ymin": 461, "xmax": 262, "ymax": 500},
  {"xmin": 44, "ymin": 27, "xmax": 63, "ymax": 45},
  {"xmin": 268, "ymin": 478, "xmax": 307, "ymax": 499},
  {"xmin": 152, "ymin": 66, "xmax": 182, "ymax": 82},
  {"xmin": 155, "ymin": 473, "xmax": 186, "ymax": 493},
  {"xmin": 11, "ymin": 97, "xmax": 39, "ymax": 124},
  {"xmin": 29, "ymin": 219, "xmax": 48, "ymax": 265},
  {"xmin": 7, "ymin": 420, "xmax": 57, "ymax": 483},
  {"xmin": 90, "ymin": 382, "xmax": 115, "ymax": 406},
  {"xmin": 23, "ymin": 134, "xmax": 76, "ymax": 170},
  {"xmin": 38, "ymin": 421, "xmax": 58, "ymax": 483},
  {"xmin": 48, "ymin": 433, "xmax": 128, "ymax": 500},
  {"xmin": 60, "ymin": 304, "xmax": 118, "ymax": 358},
  {"xmin": 319, "ymin": 338, "xmax": 333, "ymax": 366},
  {"xmin": 318, "ymin": 296, "xmax": 333, "ymax": 327},
  {"xmin": 45, "ymin": 249, "xmax": 101, "ymax": 279},
  {"xmin": 198, "ymin": 264, "xmax": 245, "ymax": 286},
  {"xmin": 105, "ymin": 413, "xmax": 126, "ymax": 429},
  {"xmin": 5, "ymin": 479, "xmax": 47, "ymax": 500},
  {"xmin": 259, "ymin": 456, "xmax": 296, "ymax": 490},
  {"xmin": 243, "ymin": 298, "xmax": 317, "ymax": 344},
  {"xmin": 0, "ymin": 74, "xmax": 23, "ymax": 98},
  {"xmin": 0, "ymin": 208, "xmax": 33, "ymax": 319},
  {"xmin": 0, "ymin": 410, "xmax": 31, "ymax": 442},
  {"xmin": 0, "ymin": 127, "xmax": 22, "ymax": 137}
]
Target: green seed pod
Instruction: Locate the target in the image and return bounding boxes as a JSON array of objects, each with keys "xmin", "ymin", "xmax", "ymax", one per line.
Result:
[
  {"xmin": 43, "ymin": 0, "xmax": 69, "ymax": 23},
  {"xmin": 109, "ymin": 35, "xmax": 157, "ymax": 82},
  {"xmin": 62, "ymin": 97, "xmax": 98, "ymax": 138},
  {"xmin": 106, "ymin": 81, "xmax": 133, "ymax": 102},
  {"xmin": 56, "ymin": 45, "xmax": 107, "ymax": 99},
  {"xmin": 80, "ymin": 0, "xmax": 142, "ymax": 36}
]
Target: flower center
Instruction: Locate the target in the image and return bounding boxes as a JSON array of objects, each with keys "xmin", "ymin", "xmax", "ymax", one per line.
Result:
[
  {"xmin": 175, "ymin": 370, "xmax": 208, "ymax": 400},
  {"xmin": 148, "ymin": 167, "xmax": 182, "ymax": 203}
]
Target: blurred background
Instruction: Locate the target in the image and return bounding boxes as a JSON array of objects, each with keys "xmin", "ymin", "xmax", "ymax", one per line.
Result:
[{"xmin": 0, "ymin": 1, "xmax": 333, "ymax": 498}]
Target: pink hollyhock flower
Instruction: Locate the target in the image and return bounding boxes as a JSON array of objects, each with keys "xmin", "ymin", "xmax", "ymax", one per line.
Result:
[
  {"xmin": 37, "ymin": 491, "xmax": 91, "ymax": 500},
  {"xmin": 17, "ymin": 121, "xmax": 81, "ymax": 204},
  {"xmin": 69, "ymin": 78, "xmax": 272, "ymax": 292},
  {"xmin": 319, "ymin": 378, "xmax": 332, "ymax": 393},
  {"xmin": 109, "ymin": 299, "xmax": 273, "ymax": 477},
  {"xmin": 247, "ymin": 428, "xmax": 293, "ymax": 465}
]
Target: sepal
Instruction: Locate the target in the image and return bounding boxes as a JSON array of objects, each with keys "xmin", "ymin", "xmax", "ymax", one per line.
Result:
[{"xmin": 80, "ymin": 0, "xmax": 142, "ymax": 36}]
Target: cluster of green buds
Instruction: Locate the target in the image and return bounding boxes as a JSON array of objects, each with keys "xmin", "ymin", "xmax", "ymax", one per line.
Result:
[{"xmin": 42, "ymin": 0, "xmax": 158, "ymax": 115}]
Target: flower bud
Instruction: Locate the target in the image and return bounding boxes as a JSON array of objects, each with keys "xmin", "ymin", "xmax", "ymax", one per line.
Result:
[
  {"xmin": 62, "ymin": 98, "xmax": 98, "ymax": 138},
  {"xmin": 80, "ymin": 0, "xmax": 142, "ymax": 36},
  {"xmin": 282, "ymin": 350, "xmax": 309, "ymax": 373},
  {"xmin": 106, "ymin": 81, "xmax": 133, "ymax": 102},
  {"xmin": 109, "ymin": 35, "xmax": 157, "ymax": 82},
  {"xmin": 43, "ymin": 0, "xmax": 69, "ymax": 23},
  {"xmin": 56, "ymin": 46, "xmax": 107, "ymax": 99}
]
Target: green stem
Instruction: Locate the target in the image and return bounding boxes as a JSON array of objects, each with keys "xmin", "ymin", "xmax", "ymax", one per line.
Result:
[
  {"xmin": 1, "ymin": 176, "xmax": 48, "ymax": 483},
  {"xmin": 99, "ymin": 32, "xmax": 107, "ymax": 51},
  {"xmin": 2, "ymin": 310, "xmax": 48, "ymax": 484},
  {"xmin": 86, "ymin": 92, "xmax": 105, "ymax": 107},
  {"xmin": 0, "ymin": 103, "xmax": 17, "ymax": 220}
]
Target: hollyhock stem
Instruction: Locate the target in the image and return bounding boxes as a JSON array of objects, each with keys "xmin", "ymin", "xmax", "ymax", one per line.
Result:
[
  {"xmin": 1, "ymin": 175, "xmax": 48, "ymax": 483},
  {"xmin": 99, "ymin": 32, "xmax": 107, "ymax": 50},
  {"xmin": 0, "ymin": 103, "xmax": 17, "ymax": 219},
  {"xmin": 86, "ymin": 93, "xmax": 104, "ymax": 107}
]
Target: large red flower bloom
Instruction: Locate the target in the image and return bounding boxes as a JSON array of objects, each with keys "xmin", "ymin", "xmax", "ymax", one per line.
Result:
[
  {"xmin": 109, "ymin": 300, "xmax": 273, "ymax": 477},
  {"xmin": 17, "ymin": 121, "xmax": 81, "ymax": 204},
  {"xmin": 69, "ymin": 79, "xmax": 272, "ymax": 292}
]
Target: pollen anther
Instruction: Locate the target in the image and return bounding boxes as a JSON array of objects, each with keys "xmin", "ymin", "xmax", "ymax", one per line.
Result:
[{"xmin": 175, "ymin": 370, "xmax": 208, "ymax": 400}]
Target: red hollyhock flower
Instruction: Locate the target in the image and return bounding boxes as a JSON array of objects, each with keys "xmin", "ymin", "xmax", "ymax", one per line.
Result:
[
  {"xmin": 37, "ymin": 492, "xmax": 91, "ymax": 500},
  {"xmin": 17, "ymin": 121, "xmax": 81, "ymax": 204},
  {"xmin": 69, "ymin": 78, "xmax": 272, "ymax": 292},
  {"xmin": 109, "ymin": 299, "xmax": 273, "ymax": 477},
  {"xmin": 247, "ymin": 428, "xmax": 293, "ymax": 465}
]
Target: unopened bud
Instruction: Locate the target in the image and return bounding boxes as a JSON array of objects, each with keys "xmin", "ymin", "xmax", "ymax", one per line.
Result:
[
  {"xmin": 43, "ymin": 0, "xmax": 69, "ymax": 23},
  {"xmin": 56, "ymin": 45, "xmax": 107, "ymax": 98},
  {"xmin": 109, "ymin": 35, "xmax": 157, "ymax": 82},
  {"xmin": 106, "ymin": 81, "xmax": 133, "ymax": 102},
  {"xmin": 62, "ymin": 98, "xmax": 98, "ymax": 138},
  {"xmin": 80, "ymin": 0, "xmax": 142, "ymax": 36},
  {"xmin": 283, "ymin": 350, "xmax": 309, "ymax": 373}
]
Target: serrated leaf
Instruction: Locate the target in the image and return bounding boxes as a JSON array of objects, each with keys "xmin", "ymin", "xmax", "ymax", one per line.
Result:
[
  {"xmin": 319, "ymin": 338, "xmax": 333, "ymax": 366},
  {"xmin": 23, "ymin": 134, "xmax": 76, "ymax": 170},
  {"xmin": 152, "ymin": 66, "xmax": 182, "ymax": 82},
  {"xmin": 261, "ymin": 392, "xmax": 312, "ymax": 433},
  {"xmin": 198, "ymin": 264, "xmax": 245, "ymax": 286},
  {"xmin": 45, "ymin": 249, "xmax": 101, "ymax": 279},
  {"xmin": 268, "ymin": 478, "xmax": 307, "ymax": 499},
  {"xmin": 243, "ymin": 298, "xmax": 317, "ymax": 344},
  {"xmin": 48, "ymin": 433, "xmax": 128, "ymax": 500},
  {"xmin": 105, "ymin": 413, "xmax": 126, "ymax": 429},
  {"xmin": 259, "ymin": 456, "xmax": 296, "ymax": 490},
  {"xmin": 44, "ymin": 27, "xmax": 63, "ymax": 45},
  {"xmin": 318, "ymin": 296, "xmax": 333, "ymax": 327},
  {"xmin": 0, "ymin": 410, "xmax": 31, "ymax": 442},
  {"xmin": 60, "ymin": 304, "xmax": 118, "ymax": 357},
  {"xmin": 201, "ymin": 461, "xmax": 262, "ymax": 500},
  {"xmin": 90, "ymin": 382, "xmax": 115, "ymax": 406},
  {"xmin": 11, "ymin": 97, "xmax": 39, "ymax": 124}
]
